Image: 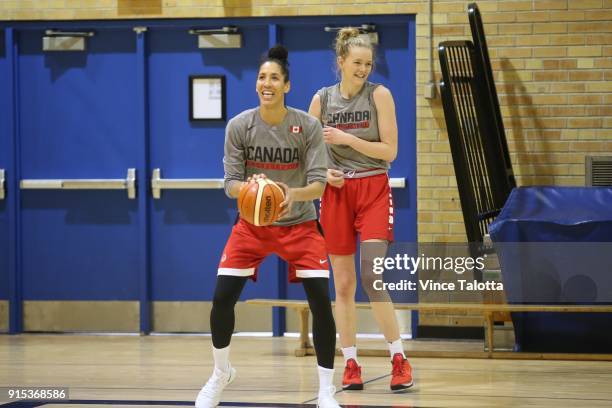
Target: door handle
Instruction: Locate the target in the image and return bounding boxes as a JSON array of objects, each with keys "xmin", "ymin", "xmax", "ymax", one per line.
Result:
[
  {"xmin": 0, "ymin": 169, "xmax": 4, "ymax": 200},
  {"xmin": 20, "ymin": 168, "xmax": 137, "ymax": 199},
  {"xmin": 150, "ymin": 169, "xmax": 405, "ymax": 199},
  {"xmin": 151, "ymin": 168, "xmax": 224, "ymax": 199}
]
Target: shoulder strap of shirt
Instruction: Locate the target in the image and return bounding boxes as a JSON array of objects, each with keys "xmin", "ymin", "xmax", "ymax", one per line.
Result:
[
  {"xmin": 368, "ymin": 82, "xmax": 380, "ymax": 103},
  {"xmin": 319, "ymin": 87, "xmax": 329, "ymax": 126},
  {"xmin": 368, "ymin": 82, "xmax": 380, "ymax": 115}
]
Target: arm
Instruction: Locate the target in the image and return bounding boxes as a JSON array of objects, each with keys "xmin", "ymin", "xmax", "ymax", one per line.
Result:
[
  {"xmin": 288, "ymin": 116, "xmax": 328, "ymax": 199},
  {"xmin": 277, "ymin": 180, "xmax": 325, "ymax": 220},
  {"xmin": 308, "ymin": 94, "xmax": 322, "ymax": 121},
  {"xmin": 323, "ymin": 85, "xmax": 398, "ymax": 163},
  {"xmin": 301, "ymin": 118, "xmax": 328, "ymax": 197},
  {"xmin": 309, "ymin": 93, "xmax": 345, "ymax": 188},
  {"xmin": 248, "ymin": 176, "xmax": 323, "ymax": 221},
  {"xmin": 277, "ymin": 118, "xmax": 328, "ymax": 219},
  {"xmin": 289, "ymin": 181, "xmax": 325, "ymax": 201},
  {"xmin": 223, "ymin": 119, "xmax": 246, "ymax": 199}
]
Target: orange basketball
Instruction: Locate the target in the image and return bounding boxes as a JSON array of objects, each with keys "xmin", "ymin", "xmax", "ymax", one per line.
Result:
[{"xmin": 238, "ymin": 178, "xmax": 285, "ymax": 226}]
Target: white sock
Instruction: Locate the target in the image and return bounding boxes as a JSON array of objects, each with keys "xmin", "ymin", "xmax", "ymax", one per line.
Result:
[
  {"xmin": 341, "ymin": 346, "xmax": 358, "ymax": 364},
  {"xmin": 317, "ymin": 366, "xmax": 335, "ymax": 395},
  {"xmin": 212, "ymin": 345, "xmax": 231, "ymax": 373},
  {"xmin": 388, "ymin": 338, "xmax": 405, "ymax": 359}
]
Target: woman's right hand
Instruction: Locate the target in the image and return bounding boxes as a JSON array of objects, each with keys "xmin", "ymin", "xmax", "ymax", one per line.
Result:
[
  {"xmin": 236, "ymin": 173, "xmax": 267, "ymax": 198},
  {"xmin": 327, "ymin": 169, "xmax": 344, "ymax": 188}
]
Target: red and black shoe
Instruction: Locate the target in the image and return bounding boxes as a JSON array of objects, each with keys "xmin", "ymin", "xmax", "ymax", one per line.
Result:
[
  {"xmin": 342, "ymin": 358, "xmax": 364, "ymax": 390},
  {"xmin": 390, "ymin": 353, "xmax": 414, "ymax": 391}
]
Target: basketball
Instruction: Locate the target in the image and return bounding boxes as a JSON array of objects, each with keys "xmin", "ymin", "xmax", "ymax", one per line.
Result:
[{"xmin": 238, "ymin": 178, "xmax": 285, "ymax": 226}]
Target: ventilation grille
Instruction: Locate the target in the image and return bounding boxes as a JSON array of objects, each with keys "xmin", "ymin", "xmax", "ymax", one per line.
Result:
[{"xmin": 586, "ymin": 156, "xmax": 612, "ymax": 186}]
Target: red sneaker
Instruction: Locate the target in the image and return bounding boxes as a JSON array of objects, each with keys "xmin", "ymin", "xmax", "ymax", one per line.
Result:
[
  {"xmin": 342, "ymin": 358, "xmax": 364, "ymax": 390},
  {"xmin": 390, "ymin": 353, "xmax": 414, "ymax": 391}
]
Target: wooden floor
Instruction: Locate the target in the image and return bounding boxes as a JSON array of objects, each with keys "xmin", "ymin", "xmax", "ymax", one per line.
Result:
[{"xmin": 2, "ymin": 334, "xmax": 612, "ymax": 407}]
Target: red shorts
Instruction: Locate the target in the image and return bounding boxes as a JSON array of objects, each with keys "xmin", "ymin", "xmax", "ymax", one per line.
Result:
[
  {"xmin": 320, "ymin": 173, "xmax": 394, "ymax": 255},
  {"xmin": 217, "ymin": 219, "xmax": 329, "ymax": 282}
]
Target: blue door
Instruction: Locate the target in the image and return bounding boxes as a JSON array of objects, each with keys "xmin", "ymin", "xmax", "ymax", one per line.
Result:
[
  {"xmin": 16, "ymin": 28, "xmax": 142, "ymax": 331},
  {"xmin": 0, "ymin": 29, "xmax": 11, "ymax": 332},
  {"xmin": 147, "ymin": 24, "xmax": 279, "ymax": 329}
]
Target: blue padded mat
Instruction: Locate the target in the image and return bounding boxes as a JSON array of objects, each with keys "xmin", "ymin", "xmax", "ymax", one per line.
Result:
[{"xmin": 489, "ymin": 187, "xmax": 612, "ymax": 353}]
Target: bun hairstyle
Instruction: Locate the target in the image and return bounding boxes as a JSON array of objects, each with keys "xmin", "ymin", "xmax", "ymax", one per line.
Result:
[
  {"xmin": 260, "ymin": 44, "xmax": 290, "ymax": 81},
  {"xmin": 334, "ymin": 27, "xmax": 375, "ymax": 60}
]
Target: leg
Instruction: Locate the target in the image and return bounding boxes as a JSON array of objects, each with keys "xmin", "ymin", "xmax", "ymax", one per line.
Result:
[
  {"xmin": 329, "ymin": 254, "xmax": 358, "ymax": 349},
  {"xmin": 210, "ymin": 275, "xmax": 248, "ymax": 349},
  {"xmin": 212, "ymin": 218, "xmax": 267, "ymax": 348},
  {"xmin": 354, "ymin": 175, "xmax": 401, "ymax": 343},
  {"xmin": 328, "ymin": 254, "xmax": 364, "ymax": 391},
  {"xmin": 360, "ymin": 239, "xmax": 413, "ymax": 391},
  {"xmin": 320, "ymin": 184, "xmax": 358, "ymax": 350},
  {"xmin": 302, "ymin": 277, "xmax": 336, "ymax": 368},
  {"xmin": 325, "ymin": 227, "xmax": 362, "ymax": 390},
  {"xmin": 354, "ymin": 174, "xmax": 413, "ymax": 390},
  {"xmin": 278, "ymin": 221, "xmax": 340, "ymax": 407},
  {"xmin": 302, "ymin": 278, "xmax": 341, "ymax": 408},
  {"xmin": 360, "ymin": 239, "xmax": 401, "ymax": 343},
  {"xmin": 196, "ymin": 275, "xmax": 247, "ymax": 408}
]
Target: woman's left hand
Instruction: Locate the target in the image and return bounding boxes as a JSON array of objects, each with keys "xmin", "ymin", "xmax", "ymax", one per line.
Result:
[
  {"xmin": 323, "ymin": 126, "xmax": 356, "ymax": 146},
  {"xmin": 277, "ymin": 181, "xmax": 294, "ymax": 220}
]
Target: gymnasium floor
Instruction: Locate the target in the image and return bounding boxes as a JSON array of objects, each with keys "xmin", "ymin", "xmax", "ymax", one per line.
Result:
[{"xmin": 2, "ymin": 334, "xmax": 612, "ymax": 408}]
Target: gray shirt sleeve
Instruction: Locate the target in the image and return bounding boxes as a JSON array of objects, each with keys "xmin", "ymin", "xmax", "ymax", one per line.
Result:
[
  {"xmin": 304, "ymin": 117, "xmax": 328, "ymax": 186},
  {"xmin": 223, "ymin": 117, "xmax": 246, "ymax": 198}
]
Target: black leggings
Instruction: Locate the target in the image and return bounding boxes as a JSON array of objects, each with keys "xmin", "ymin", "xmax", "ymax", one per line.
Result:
[{"xmin": 210, "ymin": 275, "xmax": 336, "ymax": 369}]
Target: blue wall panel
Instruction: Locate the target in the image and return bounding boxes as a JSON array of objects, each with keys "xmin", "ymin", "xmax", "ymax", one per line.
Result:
[
  {"xmin": 18, "ymin": 29, "xmax": 141, "ymax": 300},
  {"xmin": 0, "ymin": 29, "xmax": 9, "ymax": 300}
]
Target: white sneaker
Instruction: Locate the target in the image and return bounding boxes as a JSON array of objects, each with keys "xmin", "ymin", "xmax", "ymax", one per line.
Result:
[
  {"xmin": 317, "ymin": 385, "xmax": 341, "ymax": 408},
  {"xmin": 195, "ymin": 365, "xmax": 236, "ymax": 408}
]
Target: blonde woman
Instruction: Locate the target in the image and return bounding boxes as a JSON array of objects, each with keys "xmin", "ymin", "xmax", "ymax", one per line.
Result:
[{"xmin": 309, "ymin": 28, "xmax": 413, "ymax": 392}]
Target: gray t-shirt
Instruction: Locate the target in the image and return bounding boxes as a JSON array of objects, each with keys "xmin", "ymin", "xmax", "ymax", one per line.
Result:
[
  {"xmin": 223, "ymin": 106, "xmax": 327, "ymax": 226},
  {"xmin": 317, "ymin": 82, "xmax": 390, "ymax": 176}
]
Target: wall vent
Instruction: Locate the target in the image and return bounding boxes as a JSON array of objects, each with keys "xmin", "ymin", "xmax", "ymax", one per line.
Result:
[{"xmin": 586, "ymin": 156, "xmax": 612, "ymax": 186}]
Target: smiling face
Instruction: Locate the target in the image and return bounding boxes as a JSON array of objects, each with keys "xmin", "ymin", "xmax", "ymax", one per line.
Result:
[
  {"xmin": 338, "ymin": 46, "xmax": 373, "ymax": 88},
  {"xmin": 256, "ymin": 61, "xmax": 290, "ymax": 108}
]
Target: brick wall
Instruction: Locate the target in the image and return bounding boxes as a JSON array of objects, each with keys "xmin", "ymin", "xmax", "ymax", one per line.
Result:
[{"xmin": 1, "ymin": 0, "xmax": 610, "ymax": 245}]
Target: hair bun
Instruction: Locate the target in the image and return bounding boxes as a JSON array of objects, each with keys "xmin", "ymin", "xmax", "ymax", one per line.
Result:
[
  {"xmin": 334, "ymin": 27, "xmax": 374, "ymax": 62},
  {"xmin": 268, "ymin": 44, "xmax": 289, "ymax": 62},
  {"xmin": 337, "ymin": 27, "xmax": 361, "ymax": 43}
]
